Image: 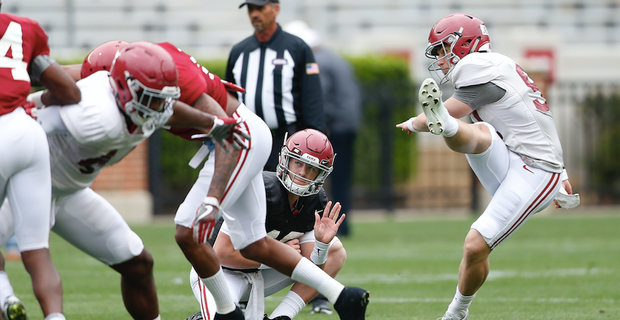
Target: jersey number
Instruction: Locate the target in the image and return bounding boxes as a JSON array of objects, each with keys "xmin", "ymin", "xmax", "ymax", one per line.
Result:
[
  {"xmin": 78, "ymin": 150, "xmax": 118, "ymax": 174},
  {"xmin": 0, "ymin": 22, "xmax": 30, "ymax": 81},
  {"xmin": 515, "ymin": 64, "xmax": 549, "ymax": 112}
]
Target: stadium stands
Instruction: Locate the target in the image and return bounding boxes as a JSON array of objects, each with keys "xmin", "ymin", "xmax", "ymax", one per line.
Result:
[{"xmin": 4, "ymin": 0, "xmax": 619, "ymax": 59}]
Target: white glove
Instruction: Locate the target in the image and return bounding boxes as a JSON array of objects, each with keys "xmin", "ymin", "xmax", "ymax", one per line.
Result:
[
  {"xmin": 555, "ymin": 188, "xmax": 580, "ymax": 209},
  {"xmin": 191, "ymin": 116, "xmax": 251, "ymax": 152},
  {"xmin": 192, "ymin": 196, "xmax": 222, "ymax": 245},
  {"xmin": 27, "ymin": 90, "xmax": 45, "ymax": 109}
]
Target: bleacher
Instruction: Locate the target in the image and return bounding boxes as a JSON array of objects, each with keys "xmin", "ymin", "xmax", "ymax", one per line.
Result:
[{"xmin": 4, "ymin": 0, "xmax": 620, "ymax": 60}]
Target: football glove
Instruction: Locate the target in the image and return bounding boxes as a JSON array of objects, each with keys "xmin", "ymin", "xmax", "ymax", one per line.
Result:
[
  {"xmin": 192, "ymin": 196, "xmax": 222, "ymax": 245},
  {"xmin": 192, "ymin": 116, "xmax": 250, "ymax": 152},
  {"xmin": 26, "ymin": 90, "xmax": 45, "ymax": 109},
  {"xmin": 23, "ymin": 101, "xmax": 38, "ymax": 119}
]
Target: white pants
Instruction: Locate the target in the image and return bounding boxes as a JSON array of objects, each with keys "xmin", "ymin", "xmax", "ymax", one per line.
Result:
[
  {"xmin": 0, "ymin": 108, "xmax": 52, "ymax": 252},
  {"xmin": 190, "ymin": 267, "xmax": 293, "ymax": 320},
  {"xmin": 188, "ymin": 236, "xmax": 340, "ymax": 320},
  {"xmin": 174, "ymin": 104, "xmax": 272, "ymax": 250},
  {"xmin": 468, "ymin": 123, "xmax": 561, "ymax": 249},
  {"xmin": 0, "ymin": 187, "xmax": 145, "ymax": 265}
]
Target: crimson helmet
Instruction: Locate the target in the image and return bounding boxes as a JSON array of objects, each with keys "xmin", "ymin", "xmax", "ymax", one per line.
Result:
[
  {"xmin": 277, "ymin": 129, "xmax": 335, "ymax": 196},
  {"xmin": 109, "ymin": 41, "xmax": 181, "ymax": 136},
  {"xmin": 81, "ymin": 40, "xmax": 129, "ymax": 79},
  {"xmin": 425, "ymin": 13, "xmax": 491, "ymax": 84}
]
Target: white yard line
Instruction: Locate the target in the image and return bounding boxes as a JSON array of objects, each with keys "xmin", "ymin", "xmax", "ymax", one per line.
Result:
[
  {"xmin": 336, "ymin": 267, "xmax": 614, "ymax": 284},
  {"xmin": 370, "ymin": 297, "xmax": 618, "ymax": 304}
]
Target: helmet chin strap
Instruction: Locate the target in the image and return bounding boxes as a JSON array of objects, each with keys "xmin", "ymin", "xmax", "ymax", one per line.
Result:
[
  {"xmin": 284, "ymin": 175, "xmax": 311, "ymax": 196},
  {"xmin": 469, "ymin": 36, "xmax": 481, "ymax": 54}
]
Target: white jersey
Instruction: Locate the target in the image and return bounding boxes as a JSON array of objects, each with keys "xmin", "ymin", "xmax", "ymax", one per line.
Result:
[
  {"xmin": 45, "ymin": 71, "xmax": 148, "ymax": 196},
  {"xmin": 452, "ymin": 52, "xmax": 564, "ymax": 173}
]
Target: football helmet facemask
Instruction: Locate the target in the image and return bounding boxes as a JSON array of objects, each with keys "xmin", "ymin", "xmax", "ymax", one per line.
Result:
[
  {"xmin": 81, "ymin": 40, "xmax": 129, "ymax": 79},
  {"xmin": 109, "ymin": 41, "xmax": 181, "ymax": 136},
  {"xmin": 277, "ymin": 129, "xmax": 335, "ymax": 196},
  {"xmin": 426, "ymin": 13, "xmax": 491, "ymax": 84}
]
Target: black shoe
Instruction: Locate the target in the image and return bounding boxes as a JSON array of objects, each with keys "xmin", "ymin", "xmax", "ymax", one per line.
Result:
[
  {"xmin": 333, "ymin": 286, "xmax": 370, "ymax": 320},
  {"xmin": 185, "ymin": 311, "xmax": 204, "ymax": 320},
  {"xmin": 238, "ymin": 301, "xmax": 247, "ymax": 313},
  {"xmin": 263, "ymin": 315, "xmax": 291, "ymax": 320},
  {"xmin": 214, "ymin": 306, "xmax": 244, "ymax": 320},
  {"xmin": 309, "ymin": 293, "xmax": 333, "ymax": 315}
]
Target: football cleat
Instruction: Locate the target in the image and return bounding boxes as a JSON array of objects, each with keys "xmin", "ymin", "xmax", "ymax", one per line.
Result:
[
  {"xmin": 419, "ymin": 78, "xmax": 447, "ymax": 135},
  {"xmin": 309, "ymin": 294, "xmax": 333, "ymax": 315},
  {"xmin": 438, "ymin": 310, "xmax": 469, "ymax": 320},
  {"xmin": 263, "ymin": 315, "xmax": 291, "ymax": 320},
  {"xmin": 2, "ymin": 295, "xmax": 28, "ymax": 320},
  {"xmin": 185, "ymin": 311, "xmax": 204, "ymax": 320},
  {"xmin": 333, "ymin": 286, "xmax": 370, "ymax": 320},
  {"xmin": 213, "ymin": 306, "xmax": 244, "ymax": 320}
]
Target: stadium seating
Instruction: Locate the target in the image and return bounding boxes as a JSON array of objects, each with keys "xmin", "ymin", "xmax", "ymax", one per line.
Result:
[{"xmin": 3, "ymin": 0, "xmax": 619, "ymax": 58}]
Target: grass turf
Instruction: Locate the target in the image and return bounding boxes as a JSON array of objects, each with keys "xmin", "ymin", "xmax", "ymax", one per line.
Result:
[{"xmin": 3, "ymin": 209, "xmax": 620, "ymax": 319}]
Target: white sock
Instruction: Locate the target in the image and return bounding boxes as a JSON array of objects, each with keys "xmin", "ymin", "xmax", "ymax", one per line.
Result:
[
  {"xmin": 446, "ymin": 286, "xmax": 476, "ymax": 317},
  {"xmin": 438, "ymin": 104, "xmax": 459, "ymax": 137},
  {"xmin": 200, "ymin": 268, "xmax": 236, "ymax": 314},
  {"xmin": 269, "ymin": 291, "xmax": 305, "ymax": 319},
  {"xmin": 44, "ymin": 313, "xmax": 66, "ymax": 320},
  {"xmin": 0, "ymin": 271, "xmax": 15, "ymax": 308},
  {"xmin": 290, "ymin": 257, "xmax": 344, "ymax": 305}
]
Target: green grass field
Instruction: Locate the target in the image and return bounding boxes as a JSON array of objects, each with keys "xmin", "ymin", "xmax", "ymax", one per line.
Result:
[{"xmin": 4, "ymin": 209, "xmax": 620, "ymax": 320}]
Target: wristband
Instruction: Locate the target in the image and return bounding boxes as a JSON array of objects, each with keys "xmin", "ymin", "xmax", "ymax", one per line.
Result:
[
  {"xmin": 27, "ymin": 90, "xmax": 45, "ymax": 109},
  {"xmin": 406, "ymin": 117, "xmax": 420, "ymax": 133},
  {"xmin": 202, "ymin": 196, "xmax": 220, "ymax": 208},
  {"xmin": 310, "ymin": 240, "xmax": 330, "ymax": 265}
]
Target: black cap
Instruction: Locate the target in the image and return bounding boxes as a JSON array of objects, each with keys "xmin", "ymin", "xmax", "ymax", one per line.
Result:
[{"xmin": 239, "ymin": 0, "xmax": 279, "ymax": 9}]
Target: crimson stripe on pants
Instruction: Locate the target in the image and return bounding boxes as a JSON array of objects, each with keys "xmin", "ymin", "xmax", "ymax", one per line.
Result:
[
  {"xmin": 490, "ymin": 173, "xmax": 559, "ymax": 249},
  {"xmin": 221, "ymin": 111, "xmax": 252, "ymax": 202}
]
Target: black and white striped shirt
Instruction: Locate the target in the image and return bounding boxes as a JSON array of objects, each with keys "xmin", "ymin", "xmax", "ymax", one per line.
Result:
[{"xmin": 225, "ymin": 24, "xmax": 325, "ymax": 133}]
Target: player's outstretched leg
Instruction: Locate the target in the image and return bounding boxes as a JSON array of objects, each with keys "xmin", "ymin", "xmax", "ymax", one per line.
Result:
[
  {"xmin": 333, "ymin": 286, "xmax": 370, "ymax": 320},
  {"xmin": 2, "ymin": 295, "xmax": 27, "ymax": 320},
  {"xmin": 419, "ymin": 78, "xmax": 451, "ymax": 136}
]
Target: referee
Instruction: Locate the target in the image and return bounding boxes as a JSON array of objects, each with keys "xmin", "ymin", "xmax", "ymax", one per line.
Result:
[{"xmin": 226, "ymin": 0, "xmax": 325, "ymax": 171}]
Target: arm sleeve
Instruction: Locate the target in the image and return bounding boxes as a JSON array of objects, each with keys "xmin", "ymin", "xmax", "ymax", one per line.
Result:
[
  {"xmin": 452, "ymin": 82, "xmax": 506, "ymax": 110},
  {"xmin": 29, "ymin": 55, "xmax": 56, "ymax": 82},
  {"xmin": 299, "ymin": 45, "xmax": 325, "ymax": 132}
]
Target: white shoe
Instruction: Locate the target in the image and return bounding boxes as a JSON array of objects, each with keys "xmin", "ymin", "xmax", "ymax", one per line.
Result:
[
  {"xmin": 419, "ymin": 78, "xmax": 447, "ymax": 135},
  {"xmin": 437, "ymin": 310, "xmax": 468, "ymax": 320},
  {"xmin": 2, "ymin": 295, "xmax": 28, "ymax": 320}
]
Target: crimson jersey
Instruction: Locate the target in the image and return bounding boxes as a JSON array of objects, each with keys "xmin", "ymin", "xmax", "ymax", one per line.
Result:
[
  {"xmin": 157, "ymin": 42, "xmax": 228, "ymax": 140},
  {"xmin": 0, "ymin": 13, "xmax": 50, "ymax": 115}
]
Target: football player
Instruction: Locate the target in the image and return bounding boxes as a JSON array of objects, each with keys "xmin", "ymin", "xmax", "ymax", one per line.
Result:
[
  {"xmin": 160, "ymin": 44, "xmax": 370, "ymax": 320},
  {"xmin": 186, "ymin": 129, "xmax": 347, "ymax": 320},
  {"xmin": 0, "ymin": 41, "xmax": 243, "ymax": 320},
  {"xmin": 397, "ymin": 13, "xmax": 579, "ymax": 320},
  {"xmin": 0, "ymin": 3, "xmax": 80, "ymax": 320}
]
